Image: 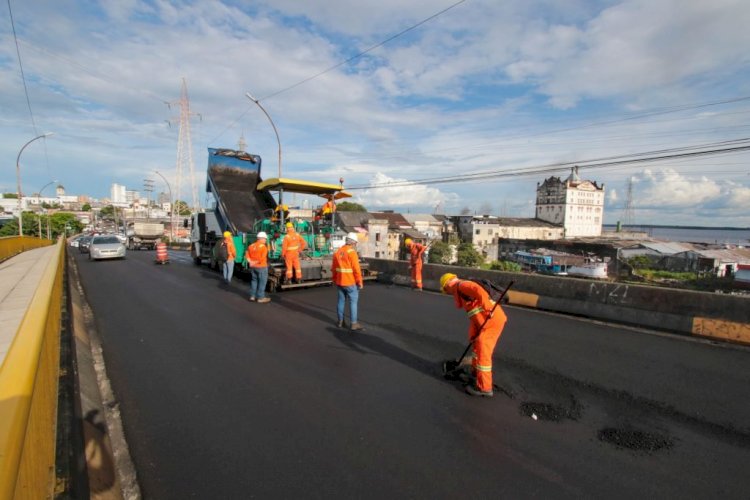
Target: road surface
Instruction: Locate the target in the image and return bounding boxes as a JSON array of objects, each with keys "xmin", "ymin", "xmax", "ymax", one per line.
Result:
[{"xmin": 72, "ymin": 249, "xmax": 750, "ymax": 498}]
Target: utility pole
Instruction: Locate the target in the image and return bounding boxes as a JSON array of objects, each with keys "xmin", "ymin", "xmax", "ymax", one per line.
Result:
[
  {"xmin": 167, "ymin": 78, "xmax": 201, "ymax": 214},
  {"xmin": 143, "ymin": 179, "xmax": 155, "ymax": 222},
  {"xmin": 621, "ymin": 176, "xmax": 635, "ymax": 230}
]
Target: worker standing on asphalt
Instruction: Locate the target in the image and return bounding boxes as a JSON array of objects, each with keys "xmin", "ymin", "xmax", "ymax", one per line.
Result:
[
  {"xmin": 405, "ymin": 238, "xmax": 427, "ymax": 291},
  {"xmin": 440, "ymin": 273, "xmax": 507, "ymax": 397},
  {"xmin": 321, "ymin": 198, "xmax": 336, "ymax": 221},
  {"xmin": 246, "ymin": 231, "xmax": 271, "ymax": 303},
  {"xmin": 221, "ymin": 231, "xmax": 236, "ymax": 284},
  {"xmin": 282, "ymin": 222, "xmax": 307, "ymax": 284},
  {"xmin": 332, "ymin": 232, "xmax": 364, "ymax": 331}
]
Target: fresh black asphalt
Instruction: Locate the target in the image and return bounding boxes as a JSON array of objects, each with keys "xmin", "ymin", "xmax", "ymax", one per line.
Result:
[{"xmin": 72, "ymin": 249, "xmax": 750, "ymax": 498}]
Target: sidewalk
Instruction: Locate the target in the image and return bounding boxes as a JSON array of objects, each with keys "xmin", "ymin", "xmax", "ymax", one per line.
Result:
[{"xmin": 0, "ymin": 245, "xmax": 58, "ymax": 366}]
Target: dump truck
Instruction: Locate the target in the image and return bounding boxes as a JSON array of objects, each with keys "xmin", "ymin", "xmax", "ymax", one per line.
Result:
[
  {"xmin": 191, "ymin": 147, "xmax": 376, "ymax": 290},
  {"xmin": 126, "ymin": 221, "xmax": 164, "ymax": 250}
]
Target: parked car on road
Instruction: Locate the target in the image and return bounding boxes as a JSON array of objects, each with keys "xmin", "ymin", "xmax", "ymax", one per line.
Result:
[
  {"xmin": 70, "ymin": 236, "xmax": 83, "ymax": 248},
  {"xmin": 78, "ymin": 236, "xmax": 93, "ymax": 254},
  {"xmin": 88, "ymin": 235, "xmax": 126, "ymax": 261}
]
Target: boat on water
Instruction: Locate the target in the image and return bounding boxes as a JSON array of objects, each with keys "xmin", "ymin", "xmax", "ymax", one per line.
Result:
[{"xmin": 567, "ymin": 261, "xmax": 608, "ymax": 279}]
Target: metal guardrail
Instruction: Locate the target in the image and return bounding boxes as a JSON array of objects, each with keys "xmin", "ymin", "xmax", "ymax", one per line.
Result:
[
  {"xmin": 0, "ymin": 236, "xmax": 53, "ymax": 262},
  {"xmin": 0, "ymin": 239, "xmax": 64, "ymax": 499}
]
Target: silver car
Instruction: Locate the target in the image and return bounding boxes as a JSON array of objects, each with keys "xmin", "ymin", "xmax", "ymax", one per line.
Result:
[{"xmin": 89, "ymin": 235, "xmax": 126, "ymax": 261}]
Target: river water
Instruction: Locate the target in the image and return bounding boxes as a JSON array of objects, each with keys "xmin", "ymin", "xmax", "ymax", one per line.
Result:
[{"xmin": 603, "ymin": 225, "xmax": 750, "ymax": 245}]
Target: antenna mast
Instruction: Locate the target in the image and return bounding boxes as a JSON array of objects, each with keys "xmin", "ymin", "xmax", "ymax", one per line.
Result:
[
  {"xmin": 621, "ymin": 176, "xmax": 635, "ymax": 229},
  {"xmin": 169, "ymin": 78, "xmax": 200, "ymax": 213}
]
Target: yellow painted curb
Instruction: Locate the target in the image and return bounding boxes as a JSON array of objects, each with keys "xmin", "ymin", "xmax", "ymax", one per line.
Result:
[
  {"xmin": 506, "ymin": 290, "xmax": 539, "ymax": 308},
  {"xmin": 692, "ymin": 317, "xmax": 750, "ymax": 345}
]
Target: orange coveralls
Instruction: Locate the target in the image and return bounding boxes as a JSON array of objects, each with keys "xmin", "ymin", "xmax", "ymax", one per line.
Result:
[
  {"xmin": 282, "ymin": 229, "xmax": 306, "ymax": 281},
  {"xmin": 408, "ymin": 243, "xmax": 426, "ymax": 290},
  {"xmin": 444, "ymin": 280, "xmax": 507, "ymax": 392}
]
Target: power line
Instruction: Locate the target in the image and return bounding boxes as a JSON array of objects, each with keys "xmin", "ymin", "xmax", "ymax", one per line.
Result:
[
  {"xmin": 259, "ymin": 0, "xmax": 468, "ymax": 102},
  {"xmin": 7, "ymin": 0, "xmax": 38, "ymax": 135},
  {"xmin": 210, "ymin": 0, "xmax": 468, "ymax": 144},
  {"xmin": 345, "ymin": 138, "xmax": 750, "ymax": 190}
]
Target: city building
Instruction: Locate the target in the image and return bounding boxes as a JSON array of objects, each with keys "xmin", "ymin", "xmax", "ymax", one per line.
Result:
[{"xmin": 536, "ymin": 166, "xmax": 605, "ymax": 237}]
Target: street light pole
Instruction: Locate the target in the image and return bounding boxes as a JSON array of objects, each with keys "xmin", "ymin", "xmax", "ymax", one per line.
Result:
[
  {"xmin": 16, "ymin": 132, "xmax": 53, "ymax": 236},
  {"xmin": 37, "ymin": 179, "xmax": 58, "ymax": 239},
  {"xmin": 245, "ymin": 92, "xmax": 282, "ymax": 179},
  {"xmin": 154, "ymin": 170, "xmax": 174, "ymax": 242}
]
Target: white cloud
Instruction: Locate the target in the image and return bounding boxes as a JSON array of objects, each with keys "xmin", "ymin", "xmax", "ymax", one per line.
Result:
[{"xmin": 355, "ymin": 172, "xmax": 458, "ymax": 209}]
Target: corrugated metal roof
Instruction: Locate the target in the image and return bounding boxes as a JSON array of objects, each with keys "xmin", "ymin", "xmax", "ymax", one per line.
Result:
[{"xmin": 639, "ymin": 241, "xmax": 694, "ymax": 255}]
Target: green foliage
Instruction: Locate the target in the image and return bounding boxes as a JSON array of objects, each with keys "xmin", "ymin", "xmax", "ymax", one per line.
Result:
[
  {"xmin": 487, "ymin": 260, "xmax": 522, "ymax": 272},
  {"xmin": 428, "ymin": 241, "xmax": 451, "ymax": 264},
  {"xmin": 174, "ymin": 200, "xmax": 191, "ymax": 216},
  {"xmin": 82, "ymin": 203, "xmax": 91, "ymax": 211},
  {"xmin": 639, "ymin": 270, "xmax": 696, "ymax": 282},
  {"xmin": 627, "ymin": 255, "xmax": 652, "ymax": 269},
  {"xmin": 456, "ymin": 242, "xmax": 483, "ymax": 268},
  {"xmin": 0, "ymin": 211, "xmax": 82, "ymax": 238},
  {"xmin": 337, "ymin": 201, "xmax": 367, "ymax": 212},
  {"xmin": 99, "ymin": 205, "xmax": 115, "ymax": 219},
  {"xmin": 3, "ymin": 193, "xmax": 18, "ymax": 199}
]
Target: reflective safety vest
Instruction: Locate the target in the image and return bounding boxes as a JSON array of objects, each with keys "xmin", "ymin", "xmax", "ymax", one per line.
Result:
[
  {"xmin": 451, "ymin": 280, "xmax": 506, "ymax": 329},
  {"xmin": 245, "ymin": 241, "xmax": 268, "ymax": 268},
  {"xmin": 332, "ymin": 244, "xmax": 362, "ymax": 287},
  {"xmin": 409, "ymin": 243, "xmax": 426, "ymax": 266},
  {"xmin": 282, "ymin": 232, "xmax": 306, "ymax": 256}
]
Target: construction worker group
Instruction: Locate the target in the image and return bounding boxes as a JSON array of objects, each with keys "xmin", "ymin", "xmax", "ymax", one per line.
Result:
[{"xmin": 220, "ymin": 216, "xmax": 506, "ymax": 398}]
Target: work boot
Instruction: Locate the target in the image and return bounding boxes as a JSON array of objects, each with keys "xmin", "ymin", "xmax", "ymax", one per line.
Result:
[
  {"xmin": 337, "ymin": 319, "xmax": 345, "ymax": 328},
  {"xmin": 257, "ymin": 297, "xmax": 271, "ymax": 304},
  {"xmin": 464, "ymin": 384, "xmax": 493, "ymax": 398},
  {"xmin": 350, "ymin": 322, "xmax": 364, "ymax": 332},
  {"xmin": 248, "ymin": 297, "xmax": 257, "ymax": 302}
]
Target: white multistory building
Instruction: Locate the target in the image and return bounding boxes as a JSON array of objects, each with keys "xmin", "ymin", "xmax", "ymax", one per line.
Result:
[
  {"xmin": 535, "ymin": 166, "xmax": 605, "ymax": 238},
  {"xmin": 111, "ymin": 183, "xmax": 127, "ymax": 204}
]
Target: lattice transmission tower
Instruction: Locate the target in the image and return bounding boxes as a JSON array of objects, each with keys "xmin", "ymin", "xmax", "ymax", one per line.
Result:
[
  {"xmin": 620, "ymin": 176, "xmax": 635, "ymax": 229},
  {"xmin": 167, "ymin": 78, "xmax": 200, "ymax": 213}
]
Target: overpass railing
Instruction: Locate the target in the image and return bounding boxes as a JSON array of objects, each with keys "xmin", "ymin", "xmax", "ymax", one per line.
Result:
[
  {"xmin": 0, "ymin": 238, "xmax": 65, "ymax": 499},
  {"xmin": 0, "ymin": 236, "xmax": 54, "ymax": 263}
]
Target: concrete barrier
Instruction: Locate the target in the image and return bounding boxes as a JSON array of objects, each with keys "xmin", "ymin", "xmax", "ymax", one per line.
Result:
[{"xmin": 365, "ymin": 258, "xmax": 750, "ymax": 345}]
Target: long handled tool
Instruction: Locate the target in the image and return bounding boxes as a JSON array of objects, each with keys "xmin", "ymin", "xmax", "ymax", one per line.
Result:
[{"xmin": 443, "ymin": 280, "xmax": 514, "ymax": 377}]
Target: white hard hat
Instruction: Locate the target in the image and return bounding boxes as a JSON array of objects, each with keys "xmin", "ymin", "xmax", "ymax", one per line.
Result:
[
  {"xmin": 257, "ymin": 231, "xmax": 268, "ymax": 239},
  {"xmin": 346, "ymin": 232, "xmax": 358, "ymax": 243}
]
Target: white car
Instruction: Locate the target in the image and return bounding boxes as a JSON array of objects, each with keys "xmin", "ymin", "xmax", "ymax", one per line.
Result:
[{"xmin": 89, "ymin": 235, "xmax": 127, "ymax": 261}]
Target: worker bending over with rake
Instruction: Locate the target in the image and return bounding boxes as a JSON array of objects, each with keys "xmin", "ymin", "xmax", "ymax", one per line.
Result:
[
  {"xmin": 440, "ymin": 273, "xmax": 508, "ymax": 398},
  {"xmin": 405, "ymin": 238, "xmax": 427, "ymax": 291}
]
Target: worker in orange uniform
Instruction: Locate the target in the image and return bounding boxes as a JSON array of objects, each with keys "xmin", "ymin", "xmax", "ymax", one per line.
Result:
[
  {"xmin": 405, "ymin": 238, "xmax": 427, "ymax": 291},
  {"xmin": 440, "ymin": 273, "xmax": 507, "ymax": 397},
  {"xmin": 221, "ymin": 231, "xmax": 237, "ymax": 284},
  {"xmin": 332, "ymin": 232, "xmax": 363, "ymax": 331},
  {"xmin": 282, "ymin": 222, "xmax": 306, "ymax": 283},
  {"xmin": 321, "ymin": 198, "xmax": 336, "ymax": 220},
  {"xmin": 245, "ymin": 231, "xmax": 271, "ymax": 303}
]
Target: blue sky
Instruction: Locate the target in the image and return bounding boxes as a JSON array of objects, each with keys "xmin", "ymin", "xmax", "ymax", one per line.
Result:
[{"xmin": 1, "ymin": 0, "xmax": 749, "ymax": 226}]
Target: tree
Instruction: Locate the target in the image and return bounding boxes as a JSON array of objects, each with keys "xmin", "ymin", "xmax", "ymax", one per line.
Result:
[
  {"xmin": 100, "ymin": 205, "xmax": 115, "ymax": 219},
  {"xmin": 460, "ymin": 206, "xmax": 471, "ymax": 215},
  {"xmin": 3, "ymin": 193, "xmax": 18, "ymax": 199},
  {"xmin": 488, "ymin": 260, "xmax": 521, "ymax": 272},
  {"xmin": 174, "ymin": 200, "xmax": 191, "ymax": 216},
  {"xmin": 49, "ymin": 212, "xmax": 83, "ymax": 237},
  {"xmin": 337, "ymin": 201, "xmax": 367, "ymax": 212},
  {"xmin": 456, "ymin": 242, "xmax": 483, "ymax": 268},
  {"xmin": 428, "ymin": 241, "xmax": 452, "ymax": 264},
  {"xmin": 82, "ymin": 203, "xmax": 91, "ymax": 211}
]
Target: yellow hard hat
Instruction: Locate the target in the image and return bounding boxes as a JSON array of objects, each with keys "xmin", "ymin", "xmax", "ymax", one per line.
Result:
[
  {"xmin": 405, "ymin": 238, "xmax": 413, "ymax": 246},
  {"xmin": 223, "ymin": 231, "xmax": 231, "ymax": 238},
  {"xmin": 286, "ymin": 222, "xmax": 293, "ymax": 228},
  {"xmin": 440, "ymin": 273, "xmax": 457, "ymax": 293}
]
